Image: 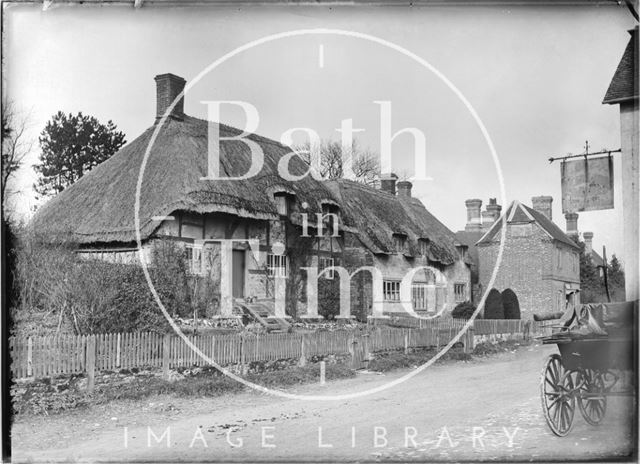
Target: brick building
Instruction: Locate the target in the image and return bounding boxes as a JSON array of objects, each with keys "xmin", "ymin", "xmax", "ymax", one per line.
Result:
[
  {"xmin": 33, "ymin": 72, "xmax": 470, "ymax": 321},
  {"xmin": 457, "ymin": 196, "xmax": 580, "ymax": 319}
]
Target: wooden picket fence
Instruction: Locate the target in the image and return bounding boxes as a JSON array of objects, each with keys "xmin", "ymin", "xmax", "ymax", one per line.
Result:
[{"xmin": 9, "ymin": 318, "xmax": 539, "ymax": 389}]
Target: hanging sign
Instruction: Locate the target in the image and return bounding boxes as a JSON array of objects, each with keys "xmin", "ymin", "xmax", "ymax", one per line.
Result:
[{"xmin": 561, "ymin": 155, "xmax": 614, "ymax": 213}]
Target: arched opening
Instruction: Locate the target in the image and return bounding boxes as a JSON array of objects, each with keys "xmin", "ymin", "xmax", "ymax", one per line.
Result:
[{"xmin": 502, "ymin": 288, "xmax": 521, "ymax": 319}]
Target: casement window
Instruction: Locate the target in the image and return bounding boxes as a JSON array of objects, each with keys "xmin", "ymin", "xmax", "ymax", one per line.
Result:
[
  {"xmin": 321, "ymin": 203, "xmax": 340, "ymax": 236},
  {"xmin": 383, "ymin": 280, "xmax": 401, "ymax": 302},
  {"xmin": 185, "ymin": 244, "xmax": 203, "ymax": 275},
  {"xmin": 454, "ymin": 283, "xmax": 466, "ymax": 302},
  {"xmin": 412, "ymin": 284, "xmax": 428, "ymax": 310},
  {"xmin": 393, "ymin": 234, "xmax": 407, "ymax": 254},
  {"xmin": 267, "ymin": 253, "xmax": 288, "ymax": 277},
  {"xmin": 274, "ymin": 192, "xmax": 290, "ymax": 216},
  {"xmin": 319, "ymin": 256, "xmax": 335, "ymax": 279},
  {"xmin": 456, "ymin": 245, "xmax": 467, "ymax": 260},
  {"xmin": 419, "ymin": 239, "xmax": 430, "ymax": 256}
]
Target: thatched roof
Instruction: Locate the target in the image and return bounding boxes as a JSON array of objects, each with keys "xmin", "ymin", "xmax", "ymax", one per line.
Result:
[
  {"xmin": 324, "ymin": 179, "xmax": 463, "ymax": 265},
  {"xmin": 34, "ymin": 114, "xmax": 465, "ymax": 266},
  {"xmin": 33, "ymin": 115, "xmax": 333, "ymax": 243}
]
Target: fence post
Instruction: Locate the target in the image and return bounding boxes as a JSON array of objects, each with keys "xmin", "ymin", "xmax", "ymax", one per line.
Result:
[
  {"xmin": 299, "ymin": 335, "xmax": 306, "ymax": 367},
  {"xmin": 86, "ymin": 335, "xmax": 96, "ymax": 393},
  {"xmin": 116, "ymin": 333, "xmax": 121, "ymax": 368},
  {"xmin": 320, "ymin": 361, "xmax": 326, "ymax": 385},
  {"xmin": 27, "ymin": 337, "xmax": 33, "ymax": 378},
  {"xmin": 240, "ymin": 335, "xmax": 247, "ymax": 375},
  {"xmin": 404, "ymin": 331, "xmax": 409, "ymax": 355},
  {"xmin": 465, "ymin": 327, "xmax": 475, "ymax": 354},
  {"xmin": 162, "ymin": 334, "xmax": 170, "ymax": 380}
]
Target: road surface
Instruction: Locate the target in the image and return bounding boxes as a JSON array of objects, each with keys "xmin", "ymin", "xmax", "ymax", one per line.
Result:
[{"xmin": 12, "ymin": 343, "xmax": 636, "ymax": 462}]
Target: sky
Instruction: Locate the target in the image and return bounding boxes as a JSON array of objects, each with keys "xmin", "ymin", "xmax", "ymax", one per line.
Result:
[{"xmin": 3, "ymin": 3, "xmax": 636, "ymax": 263}]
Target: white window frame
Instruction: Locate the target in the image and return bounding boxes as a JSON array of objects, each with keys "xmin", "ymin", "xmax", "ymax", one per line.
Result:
[
  {"xmin": 419, "ymin": 239, "xmax": 430, "ymax": 256},
  {"xmin": 319, "ymin": 256, "xmax": 335, "ymax": 279},
  {"xmin": 454, "ymin": 283, "xmax": 466, "ymax": 302},
  {"xmin": 383, "ymin": 280, "xmax": 401, "ymax": 302},
  {"xmin": 274, "ymin": 193, "xmax": 289, "ymax": 216},
  {"xmin": 393, "ymin": 234, "xmax": 407, "ymax": 254},
  {"xmin": 412, "ymin": 283, "xmax": 428, "ymax": 310},
  {"xmin": 267, "ymin": 253, "xmax": 288, "ymax": 277},
  {"xmin": 185, "ymin": 243, "xmax": 203, "ymax": 275}
]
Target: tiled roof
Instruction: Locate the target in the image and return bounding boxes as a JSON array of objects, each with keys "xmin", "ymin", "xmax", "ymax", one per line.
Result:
[
  {"xmin": 603, "ymin": 27, "xmax": 638, "ymax": 104},
  {"xmin": 477, "ymin": 201, "xmax": 580, "ymax": 250},
  {"xmin": 455, "ymin": 230, "xmax": 485, "ymax": 267}
]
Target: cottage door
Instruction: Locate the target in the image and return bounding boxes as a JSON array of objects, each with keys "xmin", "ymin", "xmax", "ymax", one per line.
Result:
[{"xmin": 232, "ymin": 250, "xmax": 245, "ymax": 299}]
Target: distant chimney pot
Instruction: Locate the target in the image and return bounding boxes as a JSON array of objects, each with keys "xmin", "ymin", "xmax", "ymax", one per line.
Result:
[
  {"xmin": 531, "ymin": 195, "xmax": 553, "ymax": 221},
  {"xmin": 155, "ymin": 73, "xmax": 186, "ymax": 122},
  {"xmin": 486, "ymin": 198, "xmax": 502, "ymax": 221},
  {"xmin": 465, "ymin": 199, "xmax": 483, "ymax": 231},
  {"xmin": 380, "ymin": 173, "xmax": 398, "ymax": 195},
  {"xmin": 583, "ymin": 231, "xmax": 594, "ymax": 255},
  {"xmin": 481, "ymin": 210, "xmax": 495, "ymax": 231},
  {"xmin": 396, "ymin": 180, "xmax": 413, "ymax": 197},
  {"xmin": 565, "ymin": 212, "xmax": 579, "ymax": 239}
]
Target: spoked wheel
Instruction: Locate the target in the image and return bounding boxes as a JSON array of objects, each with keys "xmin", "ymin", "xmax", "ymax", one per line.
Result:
[
  {"xmin": 540, "ymin": 354, "xmax": 576, "ymax": 436},
  {"xmin": 577, "ymin": 369, "xmax": 607, "ymax": 426}
]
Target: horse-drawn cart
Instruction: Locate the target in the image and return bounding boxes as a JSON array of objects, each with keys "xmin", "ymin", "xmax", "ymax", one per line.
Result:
[{"xmin": 537, "ymin": 301, "xmax": 637, "ymax": 436}]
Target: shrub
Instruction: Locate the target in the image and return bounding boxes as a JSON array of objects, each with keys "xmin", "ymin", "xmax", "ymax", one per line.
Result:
[
  {"xmin": 484, "ymin": 288, "xmax": 505, "ymax": 319},
  {"xmin": 502, "ymin": 289, "xmax": 521, "ymax": 319},
  {"xmin": 451, "ymin": 301, "xmax": 478, "ymax": 319},
  {"xmin": 10, "ymin": 228, "xmax": 195, "ymax": 335},
  {"xmin": 318, "ymin": 279, "xmax": 341, "ymax": 320}
]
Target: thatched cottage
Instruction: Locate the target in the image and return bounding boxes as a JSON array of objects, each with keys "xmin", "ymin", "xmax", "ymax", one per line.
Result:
[{"xmin": 33, "ymin": 73, "xmax": 471, "ymax": 320}]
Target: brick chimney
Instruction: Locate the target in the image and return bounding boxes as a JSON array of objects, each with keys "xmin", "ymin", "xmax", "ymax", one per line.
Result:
[
  {"xmin": 486, "ymin": 198, "xmax": 502, "ymax": 221},
  {"xmin": 465, "ymin": 199, "xmax": 483, "ymax": 231},
  {"xmin": 565, "ymin": 212, "xmax": 579, "ymax": 240},
  {"xmin": 481, "ymin": 210, "xmax": 495, "ymax": 231},
  {"xmin": 583, "ymin": 231, "xmax": 594, "ymax": 255},
  {"xmin": 155, "ymin": 73, "xmax": 186, "ymax": 122},
  {"xmin": 531, "ymin": 195, "xmax": 553, "ymax": 221},
  {"xmin": 396, "ymin": 180, "xmax": 412, "ymax": 197},
  {"xmin": 380, "ymin": 173, "xmax": 398, "ymax": 195}
]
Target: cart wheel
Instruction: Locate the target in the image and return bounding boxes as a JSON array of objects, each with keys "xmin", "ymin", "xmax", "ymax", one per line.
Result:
[
  {"xmin": 540, "ymin": 354, "xmax": 576, "ymax": 436},
  {"xmin": 577, "ymin": 369, "xmax": 607, "ymax": 426}
]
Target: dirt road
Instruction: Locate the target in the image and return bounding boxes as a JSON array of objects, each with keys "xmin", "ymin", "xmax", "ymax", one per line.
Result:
[{"xmin": 12, "ymin": 343, "xmax": 636, "ymax": 462}]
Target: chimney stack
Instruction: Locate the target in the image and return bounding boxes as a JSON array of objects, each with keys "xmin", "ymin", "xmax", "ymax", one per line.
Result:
[
  {"xmin": 481, "ymin": 210, "xmax": 495, "ymax": 231},
  {"xmin": 155, "ymin": 73, "xmax": 186, "ymax": 122},
  {"xmin": 583, "ymin": 231, "xmax": 594, "ymax": 255},
  {"xmin": 531, "ymin": 195, "xmax": 553, "ymax": 221},
  {"xmin": 396, "ymin": 180, "xmax": 413, "ymax": 198},
  {"xmin": 486, "ymin": 198, "xmax": 502, "ymax": 221},
  {"xmin": 565, "ymin": 212, "xmax": 579, "ymax": 240},
  {"xmin": 465, "ymin": 199, "xmax": 483, "ymax": 231},
  {"xmin": 380, "ymin": 173, "xmax": 398, "ymax": 195}
]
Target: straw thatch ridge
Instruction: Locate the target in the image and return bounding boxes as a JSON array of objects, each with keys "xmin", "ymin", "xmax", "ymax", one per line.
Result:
[
  {"xmin": 32, "ymin": 115, "xmax": 334, "ymax": 243},
  {"xmin": 325, "ymin": 179, "xmax": 461, "ymax": 265},
  {"xmin": 33, "ymin": 114, "xmax": 464, "ymax": 266}
]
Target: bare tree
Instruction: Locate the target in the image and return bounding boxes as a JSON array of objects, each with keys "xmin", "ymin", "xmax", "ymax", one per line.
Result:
[
  {"xmin": 295, "ymin": 139, "xmax": 380, "ymax": 186},
  {"xmin": 2, "ymin": 98, "xmax": 33, "ymax": 207}
]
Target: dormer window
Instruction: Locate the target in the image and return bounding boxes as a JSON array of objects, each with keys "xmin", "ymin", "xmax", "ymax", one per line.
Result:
[
  {"xmin": 419, "ymin": 238, "xmax": 430, "ymax": 256},
  {"xmin": 456, "ymin": 245, "xmax": 467, "ymax": 260},
  {"xmin": 393, "ymin": 233, "xmax": 408, "ymax": 254},
  {"xmin": 274, "ymin": 192, "xmax": 291, "ymax": 216},
  {"xmin": 321, "ymin": 202, "xmax": 340, "ymax": 237}
]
